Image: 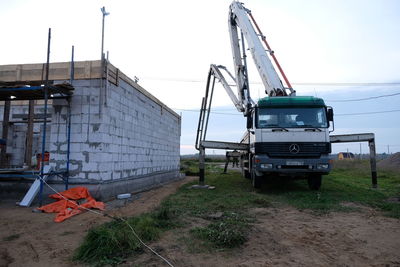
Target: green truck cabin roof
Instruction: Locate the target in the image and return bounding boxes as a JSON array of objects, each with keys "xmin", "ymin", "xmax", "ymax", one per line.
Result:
[{"xmin": 257, "ymin": 96, "xmax": 326, "ymax": 108}]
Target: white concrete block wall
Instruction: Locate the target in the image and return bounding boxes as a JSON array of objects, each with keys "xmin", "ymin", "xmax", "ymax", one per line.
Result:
[{"xmin": 49, "ymin": 78, "xmax": 181, "ymax": 183}]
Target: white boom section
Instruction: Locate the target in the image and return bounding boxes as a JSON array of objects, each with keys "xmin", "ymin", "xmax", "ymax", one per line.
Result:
[{"xmin": 229, "ymin": 1, "xmax": 288, "ymax": 97}]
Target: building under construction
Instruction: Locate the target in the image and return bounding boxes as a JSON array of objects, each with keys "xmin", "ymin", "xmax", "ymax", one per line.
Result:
[{"xmin": 0, "ymin": 60, "xmax": 181, "ymax": 201}]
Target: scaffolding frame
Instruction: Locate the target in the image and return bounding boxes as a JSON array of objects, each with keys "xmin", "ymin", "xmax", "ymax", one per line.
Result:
[{"xmin": 0, "ymin": 28, "xmax": 75, "ymax": 205}]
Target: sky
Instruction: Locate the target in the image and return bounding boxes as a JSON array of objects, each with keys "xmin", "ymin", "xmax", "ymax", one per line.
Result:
[{"xmin": 0, "ymin": 0, "xmax": 399, "ymax": 155}]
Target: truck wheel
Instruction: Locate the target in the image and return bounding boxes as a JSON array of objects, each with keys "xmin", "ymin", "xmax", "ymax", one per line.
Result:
[
  {"xmin": 251, "ymin": 169, "xmax": 263, "ymax": 189},
  {"xmin": 307, "ymin": 175, "xmax": 322, "ymax": 190}
]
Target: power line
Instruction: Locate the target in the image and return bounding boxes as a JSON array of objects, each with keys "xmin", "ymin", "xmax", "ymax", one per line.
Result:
[
  {"xmin": 174, "ymin": 108, "xmax": 241, "ymax": 116},
  {"xmin": 175, "ymin": 108, "xmax": 400, "ymax": 117},
  {"xmin": 335, "ymin": 109, "xmax": 400, "ymax": 116},
  {"xmin": 293, "ymin": 82, "xmax": 400, "ymax": 87},
  {"xmin": 326, "ymin": 92, "xmax": 400, "ymax": 102},
  {"xmin": 143, "ymin": 76, "xmax": 400, "ymax": 87}
]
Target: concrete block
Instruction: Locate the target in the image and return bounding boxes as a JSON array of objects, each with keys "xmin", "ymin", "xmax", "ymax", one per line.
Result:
[
  {"xmin": 100, "ymin": 171, "xmax": 112, "ymax": 181},
  {"xmin": 89, "ymin": 114, "xmax": 102, "ymax": 124},
  {"xmin": 88, "ymin": 172, "xmax": 101, "ymax": 181},
  {"xmin": 89, "ymin": 104, "xmax": 100, "ymax": 114},
  {"xmin": 81, "ymin": 105, "xmax": 89, "ymax": 114},
  {"xmin": 82, "ymin": 162, "xmax": 98, "ymax": 172},
  {"xmin": 69, "ymin": 152, "xmax": 86, "ymax": 161},
  {"xmin": 69, "ymin": 163, "xmax": 82, "ymax": 172},
  {"xmin": 71, "ymin": 123, "xmax": 82, "ymax": 134},
  {"xmin": 98, "ymin": 162, "xmax": 113, "ymax": 172}
]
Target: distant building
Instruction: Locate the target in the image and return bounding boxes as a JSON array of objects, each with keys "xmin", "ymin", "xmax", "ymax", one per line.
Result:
[{"xmin": 338, "ymin": 152, "xmax": 355, "ymax": 160}]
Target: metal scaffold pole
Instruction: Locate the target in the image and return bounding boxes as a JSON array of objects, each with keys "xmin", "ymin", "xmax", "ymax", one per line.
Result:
[
  {"xmin": 65, "ymin": 45, "xmax": 74, "ymax": 190},
  {"xmin": 39, "ymin": 28, "xmax": 51, "ymax": 206}
]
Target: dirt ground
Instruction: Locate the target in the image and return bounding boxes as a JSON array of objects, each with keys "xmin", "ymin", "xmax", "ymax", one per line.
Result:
[{"xmin": 1, "ymin": 176, "xmax": 400, "ymax": 267}]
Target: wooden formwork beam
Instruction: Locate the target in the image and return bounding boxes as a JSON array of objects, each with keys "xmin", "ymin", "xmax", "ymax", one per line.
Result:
[{"xmin": 0, "ymin": 60, "xmax": 180, "ymax": 119}]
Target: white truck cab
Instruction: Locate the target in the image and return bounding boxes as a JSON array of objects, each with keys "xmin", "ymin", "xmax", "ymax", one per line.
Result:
[{"xmin": 242, "ymin": 96, "xmax": 334, "ymax": 189}]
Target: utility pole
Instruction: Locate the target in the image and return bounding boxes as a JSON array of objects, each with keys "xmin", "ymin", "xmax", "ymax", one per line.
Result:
[
  {"xmin": 359, "ymin": 143, "xmax": 362, "ymax": 160},
  {"xmin": 100, "ymin": 6, "xmax": 110, "ymax": 115},
  {"xmin": 100, "ymin": 6, "xmax": 110, "ymax": 62}
]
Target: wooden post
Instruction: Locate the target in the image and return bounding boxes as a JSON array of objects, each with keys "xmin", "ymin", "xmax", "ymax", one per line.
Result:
[
  {"xmin": 25, "ymin": 100, "xmax": 35, "ymax": 167},
  {"xmin": 1, "ymin": 100, "xmax": 11, "ymax": 168},
  {"xmin": 368, "ymin": 139, "xmax": 378, "ymax": 188}
]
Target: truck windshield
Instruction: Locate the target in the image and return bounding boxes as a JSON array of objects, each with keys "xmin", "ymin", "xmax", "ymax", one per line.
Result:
[{"xmin": 257, "ymin": 107, "xmax": 328, "ymax": 128}]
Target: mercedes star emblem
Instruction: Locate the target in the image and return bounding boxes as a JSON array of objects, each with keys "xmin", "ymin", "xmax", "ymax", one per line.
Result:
[{"xmin": 289, "ymin": 144, "xmax": 300, "ymax": 154}]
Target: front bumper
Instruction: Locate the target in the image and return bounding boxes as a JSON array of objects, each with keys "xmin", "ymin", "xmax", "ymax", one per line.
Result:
[{"xmin": 254, "ymin": 154, "xmax": 331, "ymax": 175}]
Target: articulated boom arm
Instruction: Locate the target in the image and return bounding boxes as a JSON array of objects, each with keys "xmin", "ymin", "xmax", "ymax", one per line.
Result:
[
  {"xmin": 196, "ymin": 1, "xmax": 298, "ymax": 150},
  {"xmin": 229, "ymin": 1, "xmax": 295, "ymax": 97},
  {"xmin": 210, "ymin": 64, "xmax": 245, "ymax": 113}
]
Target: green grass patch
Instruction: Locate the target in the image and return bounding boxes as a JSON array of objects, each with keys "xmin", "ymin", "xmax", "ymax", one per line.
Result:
[
  {"xmin": 258, "ymin": 160, "xmax": 400, "ymax": 217},
  {"xmin": 73, "ymin": 210, "xmax": 176, "ymax": 265},
  {"xmin": 191, "ymin": 212, "xmax": 249, "ymax": 249},
  {"xmin": 75, "ymin": 159, "xmax": 399, "ymax": 265},
  {"xmin": 161, "ymin": 172, "xmax": 271, "ymax": 217},
  {"xmin": 180, "ymin": 159, "xmax": 199, "ymax": 176}
]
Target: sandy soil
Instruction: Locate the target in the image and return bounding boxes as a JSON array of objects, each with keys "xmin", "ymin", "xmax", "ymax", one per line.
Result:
[
  {"xmin": 1, "ymin": 176, "xmax": 400, "ymax": 267},
  {"xmin": 0, "ymin": 177, "xmax": 195, "ymax": 267}
]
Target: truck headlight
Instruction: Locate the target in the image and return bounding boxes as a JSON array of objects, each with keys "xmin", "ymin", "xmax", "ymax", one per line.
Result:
[
  {"xmin": 260, "ymin": 163, "xmax": 273, "ymax": 169},
  {"xmin": 317, "ymin": 163, "xmax": 329, "ymax": 169}
]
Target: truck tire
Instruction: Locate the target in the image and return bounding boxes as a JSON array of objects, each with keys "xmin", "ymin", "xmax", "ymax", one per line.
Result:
[
  {"xmin": 241, "ymin": 155, "xmax": 251, "ymax": 179},
  {"xmin": 307, "ymin": 175, "xmax": 322, "ymax": 190},
  {"xmin": 251, "ymin": 169, "xmax": 263, "ymax": 189}
]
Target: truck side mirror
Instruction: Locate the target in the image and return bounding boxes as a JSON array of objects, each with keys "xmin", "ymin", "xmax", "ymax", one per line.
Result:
[
  {"xmin": 247, "ymin": 114, "xmax": 253, "ymax": 129},
  {"xmin": 327, "ymin": 107, "xmax": 334, "ymax": 122}
]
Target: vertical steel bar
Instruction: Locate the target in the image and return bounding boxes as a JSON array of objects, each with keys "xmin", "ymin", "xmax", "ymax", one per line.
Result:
[
  {"xmin": 195, "ymin": 98, "xmax": 205, "ymax": 149},
  {"xmin": 203, "ymin": 76, "xmax": 216, "ymax": 140},
  {"xmin": 39, "ymin": 28, "xmax": 51, "ymax": 206},
  {"xmin": 195, "ymin": 68, "xmax": 213, "ymax": 150},
  {"xmin": 70, "ymin": 46, "xmax": 74, "ymax": 84},
  {"xmin": 368, "ymin": 139, "xmax": 378, "ymax": 188},
  {"xmin": 199, "ymin": 147, "xmax": 205, "ymax": 186},
  {"xmin": 105, "ymin": 51, "xmax": 109, "ymax": 106},
  {"xmin": 1, "ymin": 100, "xmax": 11, "ymax": 168},
  {"xmin": 25, "ymin": 100, "xmax": 35, "ymax": 166},
  {"xmin": 199, "ymin": 82, "xmax": 210, "ymax": 143},
  {"xmin": 100, "ymin": 7, "xmax": 106, "ymax": 62},
  {"xmin": 66, "ymin": 98, "xmax": 71, "ymax": 190},
  {"xmin": 65, "ymin": 45, "xmax": 74, "ymax": 190},
  {"xmin": 99, "ymin": 7, "xmax": 109, "ymax": 115},
  {"xmin": 223, "ymin": 153, "xmax": 229, "ymax": 174}
]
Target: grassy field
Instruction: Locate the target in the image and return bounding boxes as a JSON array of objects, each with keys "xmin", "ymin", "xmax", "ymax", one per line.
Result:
[{"xmin": 75, "ymin": 159, "xmax": 400, "ymax": 265}]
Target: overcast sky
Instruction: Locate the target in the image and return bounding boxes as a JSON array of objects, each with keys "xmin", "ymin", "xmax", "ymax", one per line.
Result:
[{"xmin": 1, "ymin": 0, "xmax": 399, "ymax": 154}]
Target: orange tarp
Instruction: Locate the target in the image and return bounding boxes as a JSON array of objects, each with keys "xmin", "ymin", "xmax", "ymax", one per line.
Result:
[{"xmin": 38, "ymin": 186, "xmax": 105, "ymax": 222}]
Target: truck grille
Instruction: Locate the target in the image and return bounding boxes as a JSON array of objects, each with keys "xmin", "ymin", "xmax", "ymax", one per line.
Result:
[{"xmin": 254, "ymin": 142, "xmax": 331, "ymax": 158}]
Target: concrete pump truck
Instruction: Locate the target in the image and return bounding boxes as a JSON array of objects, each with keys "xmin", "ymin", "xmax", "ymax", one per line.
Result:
[{"xmin": 196, "ymin": 1, "xmax": 334, "ymax": 190}]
